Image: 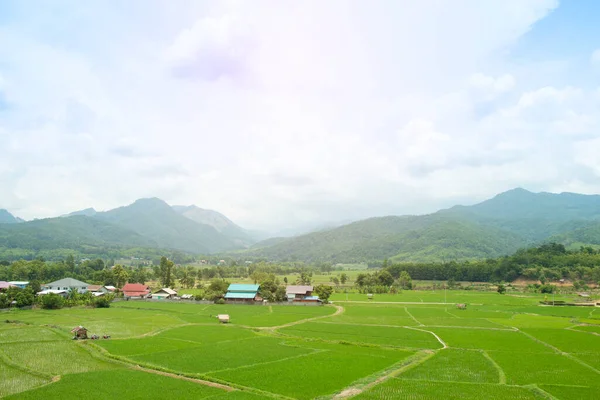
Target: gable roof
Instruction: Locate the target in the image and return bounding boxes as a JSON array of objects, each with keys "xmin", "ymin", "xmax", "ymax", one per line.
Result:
[
  {"xmin": 155, "ymin": 288, "xmax": 177, "ymax": 295},
  {"xmin": 87, "ymin": 285, "xmax": 103, "ymax": 292},
  {"xmin": 45, "ymin": 278, "xmax": 90, "ymax": 287},
  {"xmin": 227, "ymin": 284, "xmax": 260, "ymax": 292},
  {"xmin": 122, "ymin": 283, "xmax": 150, "ymax": 293},
  {"xmin": 224, "ymin": 292, "xmax": 257, "ymax": 299},
  {"xmin": 286, "ymin": 285, "xmax": 313, "ymax": 294},
  {"xmin": 0, "ymin": 281, "xmax": 14, "ymax": 289}
]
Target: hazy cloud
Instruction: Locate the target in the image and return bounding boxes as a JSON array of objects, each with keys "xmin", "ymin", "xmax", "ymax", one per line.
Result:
[{"xmin": 2, "ymin": 0, "xmax": 600, "ymax": 232}]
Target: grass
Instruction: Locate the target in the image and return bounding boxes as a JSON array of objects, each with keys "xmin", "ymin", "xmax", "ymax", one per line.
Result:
[
  {"xmin": 0, "ymin": 361, "xmax": 48, "ymax": 398},
  {"xmin": 430, "ymin": 328, "xmax": 551, "ymax": 352},
  {"xmin": 401, "ymin": 348, "xmax": 500, "ymax": 383},
  {"xmin": 210, "ymin": 344, "xmax": 412, "ymax": 399},
  {"xmin": 130, "ymin": 336, "xmax": 316, "ymax": 375},
  {"xmin": 3, "ymin": 369, "xmax": 263, "ymax": 399},
  {"xmin": 353, "ymin": 379, "xmax": 545, "ymax": 399},
  {"xmin": 1, "ymin": 341, "xmax": 118, "ymax": 376},
  {"xmin": 488, "ymin": 350, "xmax": 600, "ymax": 387},
  {"xmin": 279, "ymin": 321, "xmax": 443, "ymax": 349},
  {"xmin": 521, "ymin": 328, "xmax": 600, "ymax": 354},
  {"xmin": 2, "ymin": 291, "xmax": 599, "ymax": 399}
]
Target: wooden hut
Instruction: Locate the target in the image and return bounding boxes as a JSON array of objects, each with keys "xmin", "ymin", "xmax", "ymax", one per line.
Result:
[
  {"xmin": 456, "ymin": 303, "xmax": 467, "ymax": 310},
  {"xmin": 217, "ymin": 314, "xmax": 230, "ymax": 324},
  {"xmin": 71, "ymin": 326, "xmax": 88, "ymax": 340}
]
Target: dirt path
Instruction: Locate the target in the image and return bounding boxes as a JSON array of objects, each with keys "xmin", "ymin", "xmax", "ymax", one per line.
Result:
[
  {"xmin": 404, "ymin": 326, "xmax": 447, "ymax": 349},
  {"xmin": 132, "ymin": 365, "xmax": 235, "ymax": 391},
  {"xmin": 258, "ymin": 304, "xmax": 345, "ymax": 331},
  {"xmin": 333, "ymin": 350, "xmax": 436, "ymax": 399}
]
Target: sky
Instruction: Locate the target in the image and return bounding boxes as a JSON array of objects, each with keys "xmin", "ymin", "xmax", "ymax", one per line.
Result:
[{"xmin": 1, "ymin": 0, "xmax": 600, "ymax": 231}]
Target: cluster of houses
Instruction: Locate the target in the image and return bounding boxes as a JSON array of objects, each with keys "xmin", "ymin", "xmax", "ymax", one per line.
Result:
[
  {"xmin": 223, "ymin": 284, "xmax": 321, "ymax": 304},
  {"xmin": 2, "ymin": 278, "xmax": 321, "ymax": 304},
  {"xmin": 0, "ymin": 281, "xmax": 29, "ymax": 290}
]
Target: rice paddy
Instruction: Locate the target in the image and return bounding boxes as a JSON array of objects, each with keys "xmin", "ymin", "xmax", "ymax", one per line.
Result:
[{"xmin": 0, "ymin": 293, "xmax": 598, "ymax": 399}]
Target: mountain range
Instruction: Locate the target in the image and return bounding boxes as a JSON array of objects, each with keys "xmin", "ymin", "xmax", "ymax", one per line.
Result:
[{"xmin": 1, "ymin": 188, "xmax": 600, "ymax": 262}]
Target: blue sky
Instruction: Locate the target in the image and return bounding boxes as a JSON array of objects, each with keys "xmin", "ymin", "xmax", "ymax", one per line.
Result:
[{"xmin": 0, "ymin": 0, "xmax": 599, "ymax": 231}]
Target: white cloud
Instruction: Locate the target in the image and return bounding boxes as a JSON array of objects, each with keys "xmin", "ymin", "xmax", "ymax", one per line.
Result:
[
  {"xmin": 4, "ymin": 0, "xmax": 600, "ymax": 232},
  {"xmin": 591, "ymin": 49, "xmax": 600, "ymax": 67}
]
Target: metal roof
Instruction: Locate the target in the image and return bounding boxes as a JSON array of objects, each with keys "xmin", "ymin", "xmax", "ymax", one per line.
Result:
[
  {"xmin": 227, "ymin": 284, "xmax": 260, "ymax": 292},
  {"xmin": 44, "ymin": 278, "xmax": 90, "ymax": 287},
  {"xmin": 155, "ymin": 288, "xmax": 177, "ymax": 295},
  {"xmin": 286, "ymin": 285, "xmax": 313, "ymax": 294},
  {"xmin": 224, "ymin": 292, "xmax": 257, "ymax": 299},
  {"xmin": 304, "ymin": 296, "xmax": 320, "ymax": 301}
]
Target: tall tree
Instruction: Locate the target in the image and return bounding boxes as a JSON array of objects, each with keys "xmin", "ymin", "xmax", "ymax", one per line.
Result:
[{"xmin": 159, "ymin": 256, "xmax": 175, "ymax": 288}]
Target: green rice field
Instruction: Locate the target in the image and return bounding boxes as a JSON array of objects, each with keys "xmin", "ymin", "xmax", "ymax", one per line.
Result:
[{"xmin": 1, "ymin": 292, "xmax": 599, "ymax": 399}]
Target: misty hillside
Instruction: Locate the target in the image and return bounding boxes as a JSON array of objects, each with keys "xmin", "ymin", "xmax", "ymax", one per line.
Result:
[
  {"xmin": 241, "ymin": 189, "xmax": 600, "ymax": 262},
  {"xmin": 61, "ymin": 208, "xmax": 98, "ymax": 218},
  {"xmin": 95, "ymin": 198, "xmax": 240, "ymax": 254},
  {"xmin": 0, "ymin": 209, "xmax": 22, "ymax": 224},
  {"xmin": 0, "ymin": 215, "xmax": 156, "ymax": 251},
  {"xmin": 173, "ymin": 205, "xmax": 256, "ymax": 247}
]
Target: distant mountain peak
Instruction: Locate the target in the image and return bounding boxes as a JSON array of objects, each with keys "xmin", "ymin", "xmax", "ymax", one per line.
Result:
[
  {"xmin": 0, "ymin": 209, "xmax": 22, "ymax": 224},
  {"xmin": 61, "ymin": 208, "xmax": 97, "ymax": 218}
]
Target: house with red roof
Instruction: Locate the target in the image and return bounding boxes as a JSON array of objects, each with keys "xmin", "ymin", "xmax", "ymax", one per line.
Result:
[{"xmin": 121, "ymin": 283, "xmax": 150, "ymax": 298}]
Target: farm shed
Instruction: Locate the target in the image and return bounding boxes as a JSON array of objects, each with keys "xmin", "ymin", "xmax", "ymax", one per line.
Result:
[
  {"xmin": 217, "ymin": 314, "xmax": 230, "ymax": 323},
  {"xmin": 224, "ymin": 284, "xmax": 261, "ymax": 303},
  {"xmin": 152, "ymin": 288, "xmax": 177, "ymax": 299},
  {"xmin": 71, "ymin": 326, "xmax": 88, "ymax": 340},
  {"xmin": 44, "ymin": 278, "xmax": 90, "ymax": 293},
  {"xmin": 87, "ymin": 285, "xmax": 103, "ymax": 293},
  {"xmin": 122, "ymin": 283, "xmax": 150, "ymax": 298}
]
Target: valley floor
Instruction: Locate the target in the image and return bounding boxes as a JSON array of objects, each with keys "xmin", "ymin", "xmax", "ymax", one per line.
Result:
[{"xmin": 1, "ymin": 293, "xmax": 599, "ymax": 399}]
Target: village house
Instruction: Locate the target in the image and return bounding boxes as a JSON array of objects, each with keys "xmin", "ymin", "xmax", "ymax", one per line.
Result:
[
  {"xmin": 0, "ymin": 281, "xmax": 15, "ymax": 290},
  {"xmin": 286, "ymin": 285, "xmax": 321, "ymax": 303},
  {"xmin": 121, "ymin": 283, "xmax": 150, "ymax": 298},
  {"xmin": 224, "ymin": 284, "xmax": 261, "ymax": 303},
  {"xmin": 8, "ymin": 281, "xmax": 29, "ymax": 289},
  {"xmin": 152, "ymin": 288, "xmax": 177, "ymax": 299},
  {"xmin": 43, "ymin": 278, "xmax": 90, "ymax": 293}
]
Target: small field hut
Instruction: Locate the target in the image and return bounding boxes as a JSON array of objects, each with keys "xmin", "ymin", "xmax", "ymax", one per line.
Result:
[
  {"xmin": 71, "ymin": 326, "xmax": 88, "ymax": 340},
  {"xmin": 217, "ymin": 314, "xmax": 230, "ymax": 323},
  {"xmin": 456, "ymin": 303, "xmax": 467, "ymax": 310}
]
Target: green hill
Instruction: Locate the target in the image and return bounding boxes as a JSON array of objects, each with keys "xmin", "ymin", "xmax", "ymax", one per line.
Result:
[
  {"xmin": 96, "ymin": 198, "xmax": 240, "ymax": 254},
  {"xmin": 244, "ymin": 214, "xmax": 526, "ymax": 263},
  {"xmin": 241, "ymin": 188, "xmax": 600, "ymax": 263},
  {"xmin": 172, "ymin": 205, "xmax": 256, "ymax": 247},
  {"xmin": 0, "ymin": 215, "xmax": 156, "ymax": 251}
]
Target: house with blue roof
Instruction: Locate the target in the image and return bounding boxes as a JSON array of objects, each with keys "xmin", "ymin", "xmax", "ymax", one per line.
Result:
[{"xmin": 224, "ymin": 284, "xmax": 261, "ymax": 303}]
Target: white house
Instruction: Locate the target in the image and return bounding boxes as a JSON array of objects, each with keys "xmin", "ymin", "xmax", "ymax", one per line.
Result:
[{"xmin": 43, "ymin": 278, "xmax": 90, "ymax": 294}]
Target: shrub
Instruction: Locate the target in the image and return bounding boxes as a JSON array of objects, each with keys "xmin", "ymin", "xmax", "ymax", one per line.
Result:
[
  {"xmin": 93, "ymin": 296, "xmax": 111, "ymax": 308},
  {"xmin": 15, "ymin": 291, "xmax": 35, "ymax": 308},
  {"xmin": 40, "ymin": 293, "xmax": 65, "ymax": 310},
  {"xmin": 0, "ymin": 293, "xmax": 9, "ymax": 308},
  {"xmin": 215, "ymin": 298, "xmax": 225, "ymax": 305},
  {"xmin": 194, "ymin": 294, "xmax": 204, "ymax": 301}
]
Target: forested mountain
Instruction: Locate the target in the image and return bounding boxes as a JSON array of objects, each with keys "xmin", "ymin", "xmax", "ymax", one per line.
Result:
[
  {"xmin": 2, "ymin": 189, "xmax": 600, "ymax": 263},
  {"xmin": 0, "ymin": 209, "xmax": 22, "ymax": 224},
  {"xmin": 95, "ymin": 198, "xmax": 239, "ymax": 254},
  {"xmin": 0, "ymin": 215, "xmax": 157, "ymax": 260},
  {"xmin": 172, "ymin": 205, "xmax": 256, "ymax": 247},
  {"xmin": 61, "ymin": 208, "xmax": 97, "ymax": 218},
  {"xmin": 0, "ymin": 199, "xmax": 249, "ymax": 260},
  {"xmin": 441, "ymin": 188, "xmax": 600, "ymax": 240},
  {"xmin": 242, "ymin": 189, "xmax": 600, "ymax": 263}
]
